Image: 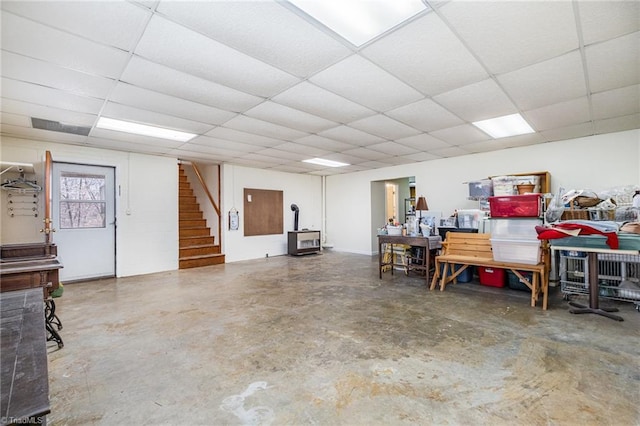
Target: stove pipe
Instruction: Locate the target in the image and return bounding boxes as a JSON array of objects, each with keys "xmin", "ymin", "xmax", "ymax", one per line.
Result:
[{"xmin": 290, "ymin": 204, "xmax": 299, "ymax": 231}]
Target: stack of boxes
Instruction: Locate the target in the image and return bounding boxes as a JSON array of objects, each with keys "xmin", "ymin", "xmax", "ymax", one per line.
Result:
[{"xmin": 484, "ymin": 194, "xmax": 543, "ymax": 289}]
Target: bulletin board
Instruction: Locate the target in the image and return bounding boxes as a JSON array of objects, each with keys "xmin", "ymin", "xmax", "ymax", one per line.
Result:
[{"xmin": 243, "ymin": 188, "xmax": 283, "ymax": 236}]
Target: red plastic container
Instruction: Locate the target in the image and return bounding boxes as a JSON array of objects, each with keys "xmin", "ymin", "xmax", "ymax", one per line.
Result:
[
  {"xmin": 488, "ymin": 194, "xmax": 541, "ymax": 217},
  {"xmin": 478, "ymin": 266, "xmax": 506, "ymax": 287}
]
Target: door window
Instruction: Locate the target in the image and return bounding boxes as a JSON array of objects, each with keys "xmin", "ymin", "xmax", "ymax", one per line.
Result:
[{"xmin": 59, "ymin": 172, "xmax": 106, "ymax": 229}]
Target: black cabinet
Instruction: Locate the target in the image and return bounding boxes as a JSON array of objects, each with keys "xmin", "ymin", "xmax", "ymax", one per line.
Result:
[{"xmin": 288, "ymin": 231, "xmax": 321, "ymax": 255}]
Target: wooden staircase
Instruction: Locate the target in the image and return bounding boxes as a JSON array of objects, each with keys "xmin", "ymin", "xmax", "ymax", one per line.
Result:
[{"xmin": 179, "ymin": 165, "xmax": 225, "ymax": 269}]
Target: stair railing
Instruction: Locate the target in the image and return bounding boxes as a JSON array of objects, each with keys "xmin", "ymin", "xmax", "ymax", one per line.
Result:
[{"xmin": 188, "ymin": 162, "xmax": 222, "ymax": 249}]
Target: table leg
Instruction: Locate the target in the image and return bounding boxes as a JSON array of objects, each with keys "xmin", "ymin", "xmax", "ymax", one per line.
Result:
[
  {"xmin": 45, "ymin": 299, "xmax": 64, "ymax": 348},
  {"xmin": 424, "ymin": 246, "xmax": 430, "ymax": 286},
  {"xmin": 568, "ymin": 252, "xmax": 623, "ymax": 321},
  {"xmin": 379, "ymin": 240, "xmax": 383, "ymax": 279}
]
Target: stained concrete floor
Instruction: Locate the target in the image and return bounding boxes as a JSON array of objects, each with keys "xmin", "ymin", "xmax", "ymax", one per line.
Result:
[{"xmin": 47, "ymin": 251, "xmax": 640, "ymax": 425}]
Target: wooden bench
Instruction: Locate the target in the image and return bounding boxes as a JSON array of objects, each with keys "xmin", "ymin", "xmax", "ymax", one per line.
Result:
[{"xmin": 429, "ymin": 232, "xmax": 549, "ymax": 310}]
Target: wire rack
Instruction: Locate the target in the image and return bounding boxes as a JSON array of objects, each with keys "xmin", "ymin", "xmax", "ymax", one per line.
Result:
[{"xmin": 560, "ymin": 251, "xmax": 640, "ymax": 303}]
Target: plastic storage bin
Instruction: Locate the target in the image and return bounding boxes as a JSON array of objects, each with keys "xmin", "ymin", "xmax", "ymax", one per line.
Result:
[
  {"xmin": 491, "ymin": 238, "xmax": 541, "ymax": 265},
  {"xmin": 490, "ymin": 218, "xmax": 541, "ymax": 239},
  {"xmin": 468, "ymin": 180, "xmax": 493, "ymax": 198},
  {"xmin": 440, "ymin": 263, "xmax": 474, "ymax": 283},
  {"xmin": 506, "ymin": 270, "xmax": 534, "ymax": 291},
  {"xmin": 489, "ymin": 194, "xmax": 541, "ymax": 217},
  {"xmin": 478, "ymin": 266, "xmax": 506, "ymax": 287},
  {"xmin": 387, "ymin": 225, "xmax": 403, "ymax": 235},
  {"xmin": 457, "ymin": 209, "xmax": 487, "ymax": 229}
]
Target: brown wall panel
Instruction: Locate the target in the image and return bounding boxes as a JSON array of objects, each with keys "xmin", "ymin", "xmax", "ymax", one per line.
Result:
[{"xmin": 243, "ymin": 188, "xmax": 283, "ymax": 236}]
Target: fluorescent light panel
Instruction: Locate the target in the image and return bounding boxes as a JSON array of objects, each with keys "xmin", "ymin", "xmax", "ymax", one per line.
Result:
[
  {"xmin": 96, "ymin": 117, "xmax": 197, "ymax": 142},
  {"xmin": 287, "ymin": 0, "xmax": 427, "ymax": 46},
  {"xmin": 303, "ymin": 158, "xmax": 350, "ymax": 167},
  {"xmin": 472, "ymin": 113, "xmax": 535, "ymax": 139}
]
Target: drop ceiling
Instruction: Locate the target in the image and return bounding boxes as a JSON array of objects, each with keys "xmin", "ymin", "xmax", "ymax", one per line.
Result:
[{"xmin": 1, "ymin": 1, "xmax": 638, "ymax": 175}]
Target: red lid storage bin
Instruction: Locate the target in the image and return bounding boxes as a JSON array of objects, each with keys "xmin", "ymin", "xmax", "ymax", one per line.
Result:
[
  {"xmin": 478, "ymin": 266, "xmax": 506, "ymax": 287},
  {"xmin": 489, "ymin": 194, "xmax": 541, "ymax": 217}
]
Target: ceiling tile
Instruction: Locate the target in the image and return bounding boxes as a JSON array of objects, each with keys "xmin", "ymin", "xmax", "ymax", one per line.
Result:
[
  {"xmin": 363, "ymin": 13, "xmax": 488, "ymax": 96},
  {"xmin": 272, "ymin": 142, "xmax": 330, "ymax": 158},
  {"xmin": 229, "ymin": 158, "xmax": 282, "ymax": 169},
  {"xmin": 1, "ymin": 123, "xmax": 88, "ymax": 144},
  {"xmin": 401, "ymin": 152, "xmax": 441, "ymax": 162},
  {"xmin": 0, "ymin": 98, "xmax": 97, "ymax": 127},
  {"xmin": 386, "ymin": 98, "xmax": 464, "ymax": 132},
  {"xmin": 366, "ymin": 141, "xmax": 420, "ymax": 156},
  {"xmin": 1, "ymin": 112, "xmax": 31, "ymax": 128},
  {"xmin": 579, "ymin": 1, "xmax": 640, "ymax": 45},
  {"xmin": 156, "ymin": 1, "xmax": 351, "ymax": 77},
  {"xmin": 234, "ymin": 152, "xmax": 287, "ymax": 165},
  {"xmin": 293, "ymin": 135, "xmax": 358, "ymax": 152},
  {"xmin": 309, "ymin": 54, "xmax": 423, "ymax": 111},
  {"xmin": 168, "ymin": 149, "xmax": 230, "ymax": 163},
  {"xmin": 110, "ymin": 83, "xmax": 237, "ymax": 126},
  {"xmin": 205, "ymin": 127, "xmax": 283, "ymax": 148},
  {"xmin": 540, "ymin": 122, "xmax": 595, "ymax": 142},
  {"xmin": 594, "ymin": 113, "xmax": 640, "ymax": 134},
  {"xmin": 348, "ymin": 114, "xmax": 421, "ymax": 140},
  {"xmin": 591, "ymin": 85, "xmax": 640, "ymax": 120},
  {"xmin": 2, "ymin": 51, "xmax": 115, "ymax": 99},
  {"xmin": 433, "ymin": 79, "xmax": 516, "ymax": 122},
  {"xmin": 271, "ymin": 82, "xmax": 375, "ymax": 123},
  {"xmin": 1, "ymin": 1, "xmax": 151, "ymax": 51},
  {"xmin": 170, "ymin": 142, "xmax": 242, "ymax": 159},
  {"xmin": 121, "ymin": 56, "xmax": 263, "ymax": 113},
  {"xmin": 394, "ymin": 133, "xmax": 451, "ymax": 150},
  {"xmin": 586, "ymin": 32, "xmax": 640, "ymax": 93},
  {"xmin": 269, "ymin": 164, "xmax": 321, "ymax": 174},
  {"xmin": 430, "ymin": 145, "xmax": 471, "ymax": 158},
  {"xmin": 318, "ymin": 125, "xmax": 385, "ymax": 147},
  {"xmin": 441, "ymin": 1, "xmax": 578, "ymax": 74},
  {"xmin": 340, "ymin": 147, "xmax": 388, "ymax": 161},
  {"xmin": 253, "ymin": 148, "xmax": 307, "ymax": 162},
  {"xmin": 134, "ymin": 15, "xmax": 300, "ymax": 97},
  {"xmin": 188, "ymin": 136, "xmax": 263, "ymax": 154},
  {"xmin": 429, "ymin": 124, "xmax": 490, "ymax": 146},
  {"xmin": 378, "ymin": 156, "xmax": 417, "ymax": 166},
  {"xmin": 244, "ymin": 101, "xmax": 338, "ymax": 133},
  {"xmin": 2, "ymin": 78, "xmax": 104, "ymax": 114},
  {"xmin": 498, "ymin": 51, "xmax": 587, "ymax": 111},
  {"xmin": 524, "ymin": 97, "xmax": 591, "ymax": 131},
  {"xmin": 222, "ymin": 115, "xmax": 309, "ymax": 141},
  {"xmin": 1, "ymin": 12, "xmax": 130, "ymax": 79},
  {"xmin": 101, "ymin": 102, "xmax": 215, "ymax": 134}
]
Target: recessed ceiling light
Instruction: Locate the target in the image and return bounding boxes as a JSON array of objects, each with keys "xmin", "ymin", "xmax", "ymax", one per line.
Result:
[
  {"xmin": 472, "ymin": 113, "xmax": 535, "ymax": 139},
  {"xmin": 303, "ymin": 158, "xmax": 350, "ymax": 167},
  {"xmin": 287, "ymin": 0, "xmax": 427, "ymax": 46},
  {"xmin": 96, "ymin": 117, "xmax": 197, "ymax": 142}
]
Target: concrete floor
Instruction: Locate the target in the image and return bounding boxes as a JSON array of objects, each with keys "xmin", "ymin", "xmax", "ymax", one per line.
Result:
[{"xmin": 47, "ymin": 251, "xmax": 640, "ymax": 425}]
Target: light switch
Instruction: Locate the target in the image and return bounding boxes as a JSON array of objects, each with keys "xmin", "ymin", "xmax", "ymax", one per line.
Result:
[{"xmin": 247, "ymin": 194, "xmax": 252, "ymax": 202}]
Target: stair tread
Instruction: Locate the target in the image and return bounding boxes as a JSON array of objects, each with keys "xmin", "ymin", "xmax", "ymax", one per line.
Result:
[
  {"xmin": 179, "ymin": 253, "xmax": 225, "ymax": 260},
  {"xmin": 180, "ymin": 235, "xmax": 213, "ymax": 239},
  {"xmin": 180, "ymin": 243, "xmax": 218, "ymax": 249}
]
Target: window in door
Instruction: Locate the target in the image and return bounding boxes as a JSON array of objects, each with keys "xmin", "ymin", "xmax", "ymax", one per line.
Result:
[{"xmin": 59, "ymin": 172, "xmax": 107, "ymax": 229}]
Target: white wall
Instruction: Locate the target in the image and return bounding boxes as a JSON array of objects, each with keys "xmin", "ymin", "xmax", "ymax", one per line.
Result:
[
  {"xmin": 0, "ymin": 137, "xmax": 178, "ymax": 277},
  {"xmin": 326, "ymin": 130, "xmax": 640, "ymax": 256},
  {"xmin": 221, "ymin": 164, "xmax": 322, "ymax": 262}
]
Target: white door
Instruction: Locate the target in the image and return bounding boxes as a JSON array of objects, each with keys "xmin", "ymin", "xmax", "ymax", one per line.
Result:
[{"xmin": 52, "ymin": 163, "xmax": 116, "ymax": 281}]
